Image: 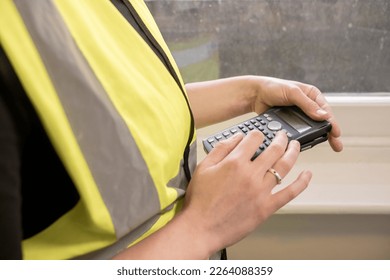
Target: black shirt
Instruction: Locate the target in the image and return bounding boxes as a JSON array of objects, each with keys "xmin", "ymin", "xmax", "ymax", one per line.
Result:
[{"xmin": 0, "ymin": 46, "xmax": 80, "ymax": 260}]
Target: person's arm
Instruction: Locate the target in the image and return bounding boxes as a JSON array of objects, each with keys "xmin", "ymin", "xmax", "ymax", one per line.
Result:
[
  {"xmin": 113, "ymin": 76, "xmax": 343, "ymax": 259},
  {"xmin": 186, "ymin": 75, "xmax": 343, "ymax": 152},
  {"xmin": 114, "ymin": 131, "xmax": 311, "ymax": 259}
]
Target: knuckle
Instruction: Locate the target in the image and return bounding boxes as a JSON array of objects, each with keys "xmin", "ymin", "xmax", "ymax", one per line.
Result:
[
  {"xmin": 286, "ymin": 187, "xmax": 299, "ymax": 200},
  {"xmin": 269, "ymin": 141, "xmax": 286, "ymax": 155},
  {"xmin": 215, "ymin": 139, "xmax": 230, "ymax": 149},
  {"xmin": 311, "ymin": 86, "xmax": 322, "ymax": 97},
  {"xmin": 248, "ymin": 130, "xmax": 264, "ymax": 143},
  {"xmin": 277, "ymin": 160, "xmax": 291, "ymax": 174},
  {"xmin": 289, "ymin": 85, "xmax": 303, "ymax": 98},
  {"xmin": 224, "ymin": 155, "xmax": 241, "ymax": 170},
  {"xmin": 213, "ymin": 138, "xmax": 235, "ymax": 153}
]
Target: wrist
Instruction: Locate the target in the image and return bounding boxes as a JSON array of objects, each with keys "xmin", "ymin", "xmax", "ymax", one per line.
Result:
[
  {"xmin": 178, "ymin": 210, "xmax": 220, "ymax": 259},
  {"xmin": 238, "ymin": 75, "xmax": 262, "ymax": 114}
]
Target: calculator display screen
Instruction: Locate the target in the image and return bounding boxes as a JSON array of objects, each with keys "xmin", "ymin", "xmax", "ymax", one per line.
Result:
[{"xmin": 276, "ymin": 109, "xmax": 311, "ymax": 133}]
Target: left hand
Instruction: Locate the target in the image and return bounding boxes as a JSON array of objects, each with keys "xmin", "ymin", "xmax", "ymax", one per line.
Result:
[{"xmin": 251, "ymin": 76, "xmax": 343, "ymax": 152}]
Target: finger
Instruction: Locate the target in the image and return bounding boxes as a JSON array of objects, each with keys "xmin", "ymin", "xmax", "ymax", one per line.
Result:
[
  {"xmin": 319, "ymin": 108, "xmax": 343, "ymax": 152},
  {"xmin": 227, "ymin": 130, "xmax": 264, "ymax": 161},
  {"xmin": 254, "ymin": 131, "xmax": 289, "ymax": 173},
  {"xmin": 289, "ymin": 83, "xmax": 344, "ymax": 152},
  {"xmin": 203, "ymin": 133, "xmax": 244, "ymax": 167},
  {"xmin": 268, "ymin": 170, "xmax": 312, "ymax": 212},
  {"xmin": 287, "ymin": 84, "xmax": 330, "ymax": 121},
  {"xmin": 309, "ymin": 92, "xmax": 343, "ymax": 152},
  {"xmin": 326, "ymin": 114, "xmax": 342, "ymax": 137},
  {"xmin": 328, "ymin": 134, "xmax": 344, "ymax": 152},
  {"xmin": 263, "ymin": 140, "xmax": 301, "ymax": 187}
]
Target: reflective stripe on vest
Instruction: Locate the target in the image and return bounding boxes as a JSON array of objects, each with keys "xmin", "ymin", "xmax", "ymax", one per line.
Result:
[{"xmin": 0, "ymin": 0, "xmax": 196, "ymax": 259}]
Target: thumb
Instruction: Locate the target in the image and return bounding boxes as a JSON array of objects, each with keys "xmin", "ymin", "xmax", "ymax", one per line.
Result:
[{"xmin": 203, "ymin": 133, "xmax": 244, "ymax": 167}]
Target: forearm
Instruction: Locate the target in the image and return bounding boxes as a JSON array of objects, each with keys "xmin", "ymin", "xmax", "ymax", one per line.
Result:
[
  {"xmin": 112, "ymin": 210, "xmax": 217, "ymax": 260},
  {"xmin": 186, "ymin": 76, "xmax": 259, "ymax": 128},
  {"xmin": 113, "ymin": 75, "xmax": 343, "ymax": 260},
  {"xmin": 186, "ymin": 75, "xmax": 343, "ymax": 152}
]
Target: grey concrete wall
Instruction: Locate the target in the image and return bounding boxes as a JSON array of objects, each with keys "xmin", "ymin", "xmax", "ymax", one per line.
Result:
[{"xmin": 147, "ymin": 0, "xmax": 390, "ymax": 92}]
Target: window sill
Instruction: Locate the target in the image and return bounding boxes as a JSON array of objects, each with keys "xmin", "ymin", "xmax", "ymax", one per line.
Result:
[{"xmin": 196, "ymin": 95, "xmax": 390, "ymax": 214}]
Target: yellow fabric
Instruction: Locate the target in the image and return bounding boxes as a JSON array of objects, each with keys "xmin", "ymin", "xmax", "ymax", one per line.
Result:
[
  {"xmin": 55, "ymin": 0, "xmax": 192, "ymax": 209},
  {"xmin": 0, "ymin": 0, "xmax": 116, "ymax": 259},
  {"xmin": 1, "ymin": 0, "xmax": 195, "ymax": 259}
]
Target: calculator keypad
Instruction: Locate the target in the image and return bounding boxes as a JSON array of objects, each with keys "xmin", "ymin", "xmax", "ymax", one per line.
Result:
[{"xmin": 205, "ymin": 116, "xmax": 293, "ymax": 158}]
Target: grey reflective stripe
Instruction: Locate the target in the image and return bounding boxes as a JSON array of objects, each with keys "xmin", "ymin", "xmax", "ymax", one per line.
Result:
[
  {"xmin": 75, "ymin": 141, "xmax": 197, "ymax": 259},
  {"xmin": 14, "ymin": 0, "xmax": 162, "ymax": 239},
  {"xmin": 168, "ymin": 141, "xmax": 197, "ymax": 194}
]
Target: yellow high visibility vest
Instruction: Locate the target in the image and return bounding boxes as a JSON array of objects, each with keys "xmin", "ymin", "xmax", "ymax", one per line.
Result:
[{"xmin": 0, "ymin": 0, "xmax": 196, "ymax": 259}]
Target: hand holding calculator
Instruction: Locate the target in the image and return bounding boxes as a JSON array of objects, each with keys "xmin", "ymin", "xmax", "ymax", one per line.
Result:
[{"xmin": 202, "ymin": 106, "xmax": 332, "ymax": 160}]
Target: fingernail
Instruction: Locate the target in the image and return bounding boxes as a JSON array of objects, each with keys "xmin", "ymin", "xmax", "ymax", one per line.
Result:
[
  {"xmin": 223, "ymin": 133, "xmax": 242, "ymax": 142},
  {"xmin": 276, "ymin": 130, "xmax": 286, "ymax": 137},
  {"xmin": 230, "ymin": 133, "xmax": 242, "ymax": 140},
  {"xmin": 290, "ymin": 140, "xmax": 301, "ymax": 148},
  {"xmin": 316, "ymin": 109, "xmax": 328, "ymax": 116}
]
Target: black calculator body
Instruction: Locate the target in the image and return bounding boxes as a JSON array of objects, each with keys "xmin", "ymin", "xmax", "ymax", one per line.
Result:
[{"xmin": 202, "ymin": 106, "xmax": 332, "ymax": 159}]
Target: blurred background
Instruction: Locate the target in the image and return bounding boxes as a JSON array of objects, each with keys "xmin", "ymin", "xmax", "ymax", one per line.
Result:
[{"xmin": 147, "ymin": 0, "xmax": 389, "ymax": 93}]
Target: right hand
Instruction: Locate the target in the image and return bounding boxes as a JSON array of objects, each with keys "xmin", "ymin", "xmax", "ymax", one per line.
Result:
[{"xmin": 182, "ymin": 130, "xmax": 312, "ymax": 255}]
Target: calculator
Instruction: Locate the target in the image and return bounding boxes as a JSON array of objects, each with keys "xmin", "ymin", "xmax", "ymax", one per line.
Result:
[{"xmin": 202, "ymin": 106, "xmax": 332, "ymax": 160}]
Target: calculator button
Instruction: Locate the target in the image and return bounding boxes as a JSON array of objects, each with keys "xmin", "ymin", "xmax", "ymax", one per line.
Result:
[
  {"xmin": 207, "ymin": 138, "xmax": 215, "ymax": 143},
  {"xmin": 215, "ymin": 135, "xmax": 223, "ymax": 141},
  {"xmin": 230, "ymin": 128, "xmax": 238, "ymax": 134},
  {"xmin": 223, "ymin": 131, "xmax": 231, "ymax": 137},
  {"xmin": 266, "ymin": 132, "xmax": 274, "ymax": 139},
  {"xmin": 267, "ymin": 120, "xmax": 282, "ymax": 131}
]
